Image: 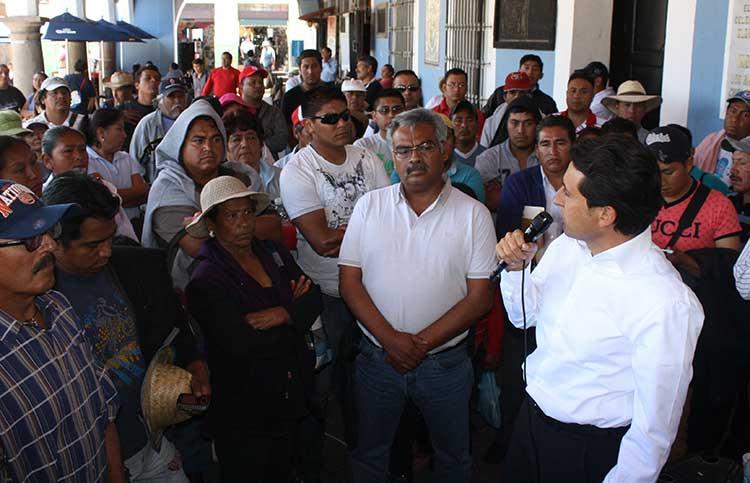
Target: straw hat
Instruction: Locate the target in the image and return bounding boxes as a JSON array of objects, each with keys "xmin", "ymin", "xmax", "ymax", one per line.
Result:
[
  {"xmin": 140, "ymin": 346, "xmax": 194, "ymax": 451},
  {"xmin": 602, "ymin": 80, "xmax": 662, "ymax": 115},
  {"xmin": 103, "ymin": 71, "xmax": 134, "ymax": 90},
  {"xmin": 186, "ymin": 175, "xmax": 270, "ymax": 238}
]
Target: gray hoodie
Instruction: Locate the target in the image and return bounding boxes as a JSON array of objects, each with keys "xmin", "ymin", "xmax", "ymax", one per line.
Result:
[{"xmin": 142, "ymin": 99, "xmax": 226, "ymax": 288}]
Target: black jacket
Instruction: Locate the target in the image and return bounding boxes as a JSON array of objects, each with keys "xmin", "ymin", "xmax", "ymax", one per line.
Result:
[{"xmin": 109, "ymin": 246, "xmax": 201, "ymax": 367}]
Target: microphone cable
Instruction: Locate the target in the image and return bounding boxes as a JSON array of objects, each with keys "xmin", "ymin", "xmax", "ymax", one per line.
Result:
[{"xmin": 520, "ymin": 259, "xmax": 541, "ymax": 482}]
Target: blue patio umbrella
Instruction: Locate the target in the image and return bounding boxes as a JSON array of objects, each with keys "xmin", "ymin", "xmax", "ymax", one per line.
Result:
[
  {"xmin": 116, "ymin": 20, "xmax": 157, "ymax": 40},
  {"xmin": 94, "ymin": 19, "xmax": 144, "ymax": 43},
  {"xmin": 44, "ymin": 12, "xmax": 131, "ymax": 42}
]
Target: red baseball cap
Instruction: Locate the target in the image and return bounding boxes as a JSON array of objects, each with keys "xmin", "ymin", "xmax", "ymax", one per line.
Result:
[
  {"xmin": 219, "ymin": 93, "xmax": 249, "ymax": 109},
  {"xmin": 291, "ymin": 106, "xmax": 304, "ymax": 127},
  {"xmin": 504, "ymin": 71, "xmax": 532, "ymax": 91},
  {"xmin": 239, "ymin": 65, "xmax": 269, "ymax": 84}
]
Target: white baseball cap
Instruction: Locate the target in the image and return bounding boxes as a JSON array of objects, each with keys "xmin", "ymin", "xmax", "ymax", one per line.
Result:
[{"xmin": 341, "ymin": 79, "xmax": 366, "ymax": 93}]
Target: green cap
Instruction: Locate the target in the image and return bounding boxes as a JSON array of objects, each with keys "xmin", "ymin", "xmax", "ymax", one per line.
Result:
[{"xmin": 0, "ymin": 111, "xmax": 31, "ymax": 137}]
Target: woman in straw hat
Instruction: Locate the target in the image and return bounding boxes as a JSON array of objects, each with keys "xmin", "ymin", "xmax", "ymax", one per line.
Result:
[{"xmin": 185, "ymin": 175, "xmax": 322, "ymax": 482}]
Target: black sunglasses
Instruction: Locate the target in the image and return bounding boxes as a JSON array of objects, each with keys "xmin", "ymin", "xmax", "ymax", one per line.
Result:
[
  {"xmin": 310, "ymin": 110, "xmax": 351, "ymax": 125},
  {"xmin": 0, "ymin": 223, "xmax": 61, "ymax": 253}
]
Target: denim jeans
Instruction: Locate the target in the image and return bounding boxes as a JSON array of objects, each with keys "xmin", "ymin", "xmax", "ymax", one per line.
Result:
[{"xmin": 351, "ymin": 338, "xmax": 473, "ymax": 483}]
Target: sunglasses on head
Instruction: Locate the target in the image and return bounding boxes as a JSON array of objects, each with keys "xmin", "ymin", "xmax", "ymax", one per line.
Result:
[
  {"xmin": 310, "ymin": 109, "xmax": 351, "ymax": 125},
  {"xmin": 0, "ymin": 223, "xmax": 61, "ymax": 253},
  {"xmin": 395, "ymin": 85, "xmax": 420, "ymax": 93}
]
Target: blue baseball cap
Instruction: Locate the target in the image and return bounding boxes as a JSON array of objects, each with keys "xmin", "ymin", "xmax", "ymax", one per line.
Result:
[
  {"xmin": 0, "ymin": 180, "xmax": 79, "ymax": 241},
  {"xmin": 159, "ymin": 75, "xmax": 188, "ymax": 96},
  {"xmin": 727, "ymin": 90, "xmax": 750, "ymax": 108}
]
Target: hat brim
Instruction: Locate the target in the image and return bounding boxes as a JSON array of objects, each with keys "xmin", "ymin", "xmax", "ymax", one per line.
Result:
[
  {"xmin": 185, "ymin": 191, "xmax": 271, "ymax": 238},
  {"xmin": 104, "ymin": 82, "xmax": 134, "ymax": 89},
  {"xmin": 0, "ymin": 127, "xmax": 32, "ymax": 136},
  {"xmin": 602, "ymin": 95, "xmax": 662, "ymax": 114},
  {"xmin": 0, "ymin": 202, "xmax": 80, "ymax": 241}
]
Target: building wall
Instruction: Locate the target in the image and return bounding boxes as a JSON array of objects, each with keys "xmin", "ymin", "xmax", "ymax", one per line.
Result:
[
  {"xmin": 496, "ymin": 49, "xmax": 556, "ymax": 98},
  {"xmin": 372, "ymin": 0, "xmax": 389, "ymax": 71},
  {"xmin": 120, "ymin": 0, "xmax": 176, "ymax": 72},
  {"xmin": 687, "ymin": 0, "xmax": 730, "ymax": 143}
]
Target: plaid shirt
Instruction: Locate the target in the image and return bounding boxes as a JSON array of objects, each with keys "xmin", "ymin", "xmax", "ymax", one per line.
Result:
[{"xmin": 0, "ymin": 291, "xmax": 119, "ymax": 482}]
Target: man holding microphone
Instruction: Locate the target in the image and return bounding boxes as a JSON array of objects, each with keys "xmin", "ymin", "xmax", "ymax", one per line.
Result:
[{"xmin": 496, "ymin": 135, "xmax": 704, "ymax": 482}]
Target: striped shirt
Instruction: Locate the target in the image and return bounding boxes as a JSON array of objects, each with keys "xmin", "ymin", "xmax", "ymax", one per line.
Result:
[
  {"xmin": 0, "ymin": 291, "xmax": 119, "ymax": 482},
  {"xmin": 736, "ymin": 239, "xmax": 750, "ymax": 300}
]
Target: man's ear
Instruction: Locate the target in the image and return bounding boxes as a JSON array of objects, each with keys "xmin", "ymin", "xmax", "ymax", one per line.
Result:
[{"xmin": 597, "ymin": 205, "xmax": 618, "ymax": 230}]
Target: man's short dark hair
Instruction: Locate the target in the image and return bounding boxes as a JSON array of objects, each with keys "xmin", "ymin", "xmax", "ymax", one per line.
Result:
[
  {"xmin": 301, "ymin": 85, "xmax": 347, "ymax": 119},
  {"xmin": 383, "ymin": 64, "xmax": 394, "ymax": 75},
  {"xmin": 321, "ymin": 47, "xmax": 332, "ymax": 55},
  {"xmin": 74, "ymin": 59, "xmax": 87, "ymax": 73},
  {"xmin": 450, "ymin": 100, "xmax": 478, "ymax": 121},
  {"xmin": 222, "ymin": 51, "xmax": 233, "ymax": 61},
  {"xmin": 445, "ymin": 68, "xmax": 468, "ymax": 82},
  {"xmin": 373, "ymin": 88, "xmax": 405, "ymax": 109},
  {"xmin": 0, "ymin": 136, "xmax": 30, "ymax": 171},
  {"xmin": 536, "ymin": 115, "xmax": 576, "ymax": 144},
  {"xmin": 393, "ymin": 69, "xmax": 421, "ymax": 86},
  {"xmin": 222, "ymin": 109, "xmax": 264, "ymax": 141},
  {"xmin": 170, "ymin": 62, "xmax": 179, "ymax": 70},
  {"xmin": 520, "ymin": 54, "xmax": 543, "ymax": 71},
  {"xmin": 568, "ymin": 70, "xmax": 594, "ymax": 88},
  {"xmin": 506, "ymin": 96, "xmax": 542, "ymax": 123},
  {"xmin": 43, "ymin": 172, "xmax": 121, "ymax": 246},
  {"xmin": 601, "ymin": 117, "xmax": 638, "ymax": 139},
  {"xmin": 570, "ymin": 135, "xmax": 662, "ymax": 236},
  {"xmin": 192, "ymin": 58, "xmax": 203, "ymax": 65},
  {"xmin": 42, "ymin": 126, "xmax": 84, "ymax": 156},
  {"xmin": 584, "ymin": 61, "xmax": 609, "ymax": 87},
  {"xmin": 357, "ymin": 55, "xmax": 378, "ymax": 73},
  {"xmin": 298, "ymin": 49, "xmax": 322, "ymax": 67},
  {"xmin": 135, "ymin": 64, "xmax": 160, "ymax": 82}
]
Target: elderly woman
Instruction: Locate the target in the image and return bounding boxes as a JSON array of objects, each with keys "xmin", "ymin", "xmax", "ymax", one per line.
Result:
[{"xmin": 185, "ymin": 176, "xmax": 322, "ymax": 482}]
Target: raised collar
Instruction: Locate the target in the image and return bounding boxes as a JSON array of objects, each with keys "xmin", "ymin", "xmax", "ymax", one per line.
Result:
[{"xmin": 576, "ymin": 228, "xmax": 653, "ymax": 275}]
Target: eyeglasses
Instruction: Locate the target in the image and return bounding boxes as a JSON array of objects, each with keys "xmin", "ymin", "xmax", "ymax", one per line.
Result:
[
  {"xmin": 0, "ymin": 223, "xmax": 61, "ymax": 253},
  {"xmin": 375, "ymin": 105, "xmax": 405, "ymax": 115},
  {"xmin": 394, "ymin": 85, "xmax": 420, "ymax": 93},
  {"xmin": 393, "ymin": 141, "xmax": 439, "ymax": 160},
  {"xmin": 310, "ymin": 110, "xmax": 351, "ymax": 125},
  {"xmin": 446, "ymin": 82, "xmax": 467, "ymax": 89}
]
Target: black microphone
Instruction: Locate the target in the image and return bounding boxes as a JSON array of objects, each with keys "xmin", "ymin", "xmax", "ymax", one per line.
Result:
[{"xmin": 490, "ymin": 211, "xmax": 554, "ymax": 280}]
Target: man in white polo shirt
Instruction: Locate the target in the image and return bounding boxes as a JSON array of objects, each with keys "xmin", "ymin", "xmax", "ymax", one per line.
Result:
[{"xmin": 339, "ymin": 108, "xmax": 496, "ymax": 483}]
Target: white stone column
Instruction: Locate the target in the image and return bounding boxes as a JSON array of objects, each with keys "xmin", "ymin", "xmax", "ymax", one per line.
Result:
[
  {"xmin": 552, "ymin": 0, "xmax": 614, "ymax": 107},
  {"xmin": 1, "ymin": 16, "xmax": 46, "ymax": 96},
  {"xmin": 213, "ymin": 0, "xmax": 241, "ymax": 68}
]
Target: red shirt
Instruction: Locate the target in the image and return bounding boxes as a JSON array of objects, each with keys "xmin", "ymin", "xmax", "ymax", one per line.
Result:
[
  {"xmin": 201, "ymin": 66, "xmax": 240, "ymax": 98},
  {"xmin": 651, "ymin": 181, "xmax": 742, "ymax": 251},
  {"xmin": 432, "ymin": 97, "xmax": 485, "ymax": 141},
  {"xmin": 559, "ymin": 109, "xmax": 599, "ymax": 132}
]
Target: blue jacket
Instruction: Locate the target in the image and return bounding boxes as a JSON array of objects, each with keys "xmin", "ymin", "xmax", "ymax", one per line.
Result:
[{"xmin": 496, "ymin": 165, "xmax": 546, "ymax": 239}]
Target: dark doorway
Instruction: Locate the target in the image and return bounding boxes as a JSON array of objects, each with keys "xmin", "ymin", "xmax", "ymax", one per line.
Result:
[{"xmin": 609, "ymin": 0, "xmax": 668, "ymax": 129}]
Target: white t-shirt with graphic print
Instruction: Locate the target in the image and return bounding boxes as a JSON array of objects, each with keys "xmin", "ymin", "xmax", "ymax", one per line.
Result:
[{"xmin": 280, "ymin": 144, "xmax": 390, "ymax": 296}]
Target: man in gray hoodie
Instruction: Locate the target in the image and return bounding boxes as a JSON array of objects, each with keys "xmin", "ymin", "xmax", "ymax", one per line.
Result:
[{"xmin": 142, "ymin": 99, "xmax": 226, "ymax": 289}]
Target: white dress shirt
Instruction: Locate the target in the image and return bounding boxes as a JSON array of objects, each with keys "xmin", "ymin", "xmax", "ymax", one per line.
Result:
[
  {"xmin": 501, "ymin": 229, "xmax": 704, "ymax": 483},
  {"xmin": 339, "ymin": 181, "xmax": 497, "ymax": 352},
  {"xmin": 735, "ymin": 238, "xmax": 750, "ymax": 299}
]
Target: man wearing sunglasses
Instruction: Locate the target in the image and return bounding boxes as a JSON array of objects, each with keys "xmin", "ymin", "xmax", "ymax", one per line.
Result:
[
  {"xmin": 0, "ymin": 180, "xmax": 124, "ymax": 481},
  {"xmin": 339, "ymin": 108, "xmax": 496, "ymax": 483},
  {"xmin": 280, "ymin": 85, "xmax": 390, "ymax": 482},
  {"xmin": 354, "ymin": 88, "xmax": 406, "ymax": 176},
  {"xmin": 393, "ymin": 70, "xmax": 423, "ymax": 111}
]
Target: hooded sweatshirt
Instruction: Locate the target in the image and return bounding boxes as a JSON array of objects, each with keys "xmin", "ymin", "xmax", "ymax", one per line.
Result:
[{"xmin": 142, "ymin": 99, "xmax": 227, "ymax": 289}]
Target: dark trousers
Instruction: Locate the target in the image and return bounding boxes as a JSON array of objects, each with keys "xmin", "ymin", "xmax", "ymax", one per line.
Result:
[
  {"xmin": 503, "ymin": 398, "xmax": 628, "ymax": 483},
  {"xmin": 214, "ymin": 423, "xmax": 296, "ymax": 483}
]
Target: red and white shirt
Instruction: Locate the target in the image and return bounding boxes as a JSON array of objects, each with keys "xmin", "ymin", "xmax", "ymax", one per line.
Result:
[{"xmin": 651, "ymin": 181, "xmax": 742, "ymax": 251}]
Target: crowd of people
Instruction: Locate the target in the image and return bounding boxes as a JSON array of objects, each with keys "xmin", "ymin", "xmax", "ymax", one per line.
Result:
[{"xmin": 0, "ymin": 42, "xmax": 749, "ymax": 483}]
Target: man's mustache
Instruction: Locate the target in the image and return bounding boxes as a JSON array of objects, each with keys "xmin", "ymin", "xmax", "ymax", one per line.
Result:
[
  {"xmin": 407, "ymin": 162, "xmax": 429, "ymax": 174},
  {"xmin": 32, "ymin": 253, "xmax": 54, "ymax": 274}
]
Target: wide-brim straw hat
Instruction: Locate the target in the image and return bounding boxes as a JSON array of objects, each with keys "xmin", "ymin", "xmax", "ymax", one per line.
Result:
[
  {"xmin": 602, "ymin": 80, "xmax": 662, "ymax": 115},
  {"xmin": 186, "ymin": 175, "xmax": 270, "ymax": 238},
  {"xmin": 140, "ymin": 346, "xmax": 194, "ymax": 451},
  {"xmin": 104, "ymin": 71, "xmax": 135, "ymax": 90}
]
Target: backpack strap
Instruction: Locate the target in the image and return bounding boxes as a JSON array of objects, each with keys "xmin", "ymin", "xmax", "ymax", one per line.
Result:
[{"xmin": 667, "ymin": 183, "xmax": 711, "ymax": 249}]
